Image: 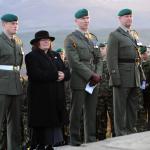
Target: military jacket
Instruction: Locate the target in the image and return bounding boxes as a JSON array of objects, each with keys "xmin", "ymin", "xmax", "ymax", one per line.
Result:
[
  {"xmin": 0, "ymin": 32, "xmax": 23, "ymax": 95},
  {"xmin": 107, "ymin": 27, "xmax": 141, "ymax": 87},
  {"xmin": 64, "ymin": 30, "xmax": 103, "ymax": 89}
]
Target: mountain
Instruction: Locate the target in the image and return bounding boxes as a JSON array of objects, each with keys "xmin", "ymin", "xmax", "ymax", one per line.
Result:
[{"xmin": 19, "ymin": 28, "xmax": 150, "ymax": 55}]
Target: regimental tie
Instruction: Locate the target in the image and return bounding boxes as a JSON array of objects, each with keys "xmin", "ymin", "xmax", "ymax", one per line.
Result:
[
  {"xmin": 127, "ymin": 30, "xmax": 132, "ymax": 37},
  {"xmin": 11, "ymin": 38, "xmax": 16, "ymax": 46},
  {"xmin": 11, "ymin": 38, "xmax": 15, "ymax": 43}
]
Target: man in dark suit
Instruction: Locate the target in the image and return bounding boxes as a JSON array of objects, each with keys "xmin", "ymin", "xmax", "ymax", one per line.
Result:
[
  {"xmin": 0, "ymin": 14, "xmax": 24, "ymax": 150},
  {"xmin": 64, "ymin": 8, "xmax": 103, "ymax": 146},
  {"xmin": 107, "ymin": 9, "xmax": 144, "ymax": 136}
]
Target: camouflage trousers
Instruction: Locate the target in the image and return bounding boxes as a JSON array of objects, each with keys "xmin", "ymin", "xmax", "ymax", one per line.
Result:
[
  {"xmin": 136, "ymin": 88, "xmax": 147, "ymax": 132},
  {"xmin": 96, "ymin": 95, "xmax": 115, "ymax": 140}
]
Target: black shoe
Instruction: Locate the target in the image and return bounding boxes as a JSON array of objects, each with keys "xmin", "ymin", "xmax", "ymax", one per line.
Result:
[
  {"xmin": 36, "ymin": 144, "xmax": 45, "ymax": 150},
  {"xmin": 126, "ymin": 128, "xmax": 137, "ymax": 134},
  {"xmin": 69, "ymin": 142, "xmax": 81, "ymax": 146},
  {"xmin": 45, "ymin": 145, "xmax": 54, "ymax": 150}
]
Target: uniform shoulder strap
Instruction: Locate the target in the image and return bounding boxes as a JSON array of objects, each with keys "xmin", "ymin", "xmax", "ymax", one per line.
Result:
[{"xmin": 68, "ymin": 33, "xmax": 78, "ymax": 49}]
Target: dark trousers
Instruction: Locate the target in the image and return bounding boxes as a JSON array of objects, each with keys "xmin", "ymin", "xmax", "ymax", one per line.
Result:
[
  {"xmin": 0, "ymin": 117, "xmax": 7, "ymax": 150},
  {"xmin": 0, "ymin": 95, "xmax": 21, "ymax": 150},
  {"xmin": 113, "ymin": 87, "xmax": 138, "ymax": 136},
  {"xmin": 69, "ymin": 88, "xmax": 98, "ymax": 144}
]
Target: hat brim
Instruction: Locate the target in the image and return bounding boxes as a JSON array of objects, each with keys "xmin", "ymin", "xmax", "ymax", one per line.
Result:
[{"xmin": 30, "ymin": 36, "xmax": 55, "ymax": 45}]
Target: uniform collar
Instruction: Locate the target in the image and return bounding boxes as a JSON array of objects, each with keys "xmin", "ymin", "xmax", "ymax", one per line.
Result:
[
  {"xmin": 76, "ymin": 28, "xmax": 89, "ymax": 35},
  {"xmin": 120, "ymin": 25, "xmax": 131, "ymax": 33},
  {"xmin": 3, "ymin": 31, "xmax": 15, "ymax": 40}
]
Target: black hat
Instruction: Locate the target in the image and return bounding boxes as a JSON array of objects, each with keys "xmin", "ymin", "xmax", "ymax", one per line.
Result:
[{"xmin": 30, "ymin": 30, "xmax": 55, "ymax": 45}]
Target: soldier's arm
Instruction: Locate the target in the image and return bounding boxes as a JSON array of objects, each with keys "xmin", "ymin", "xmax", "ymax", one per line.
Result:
[
  {"xmin": 64, "ymin": 35, "xmax": 93, "ymax": 81},
  {"xmin": 107, "ymin": 32, "xmax": 121, "ymax": 86},
  {"xmin": 95, "ymin": 48, "xmax": 103, "ymax": 77}
]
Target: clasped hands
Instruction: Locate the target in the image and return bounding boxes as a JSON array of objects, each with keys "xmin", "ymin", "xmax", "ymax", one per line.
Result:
[{"xmin": 57, "ymin": 71, "xmax": 65, "ymax": 82}]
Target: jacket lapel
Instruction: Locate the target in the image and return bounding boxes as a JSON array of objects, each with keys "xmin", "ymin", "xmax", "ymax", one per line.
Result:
[
  {"xmin": 73, "ymin": 30, "xmax": 94, "ymax": 52},
  {"xmin": 73, "ymin": 30, "xmax": 90, "ymax": 44},
  {"xmin": 1, "ymin": 32, "xmax": 15, "ymax": 48},
  {"xmin": 117, "ymin": 27, "xmax": 138, "ymax": 49}
]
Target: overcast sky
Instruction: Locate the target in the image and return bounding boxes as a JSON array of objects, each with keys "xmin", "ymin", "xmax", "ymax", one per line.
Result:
[{"xmin": 0, "ymin": 0, "xmax": 150, "ymax": 32}]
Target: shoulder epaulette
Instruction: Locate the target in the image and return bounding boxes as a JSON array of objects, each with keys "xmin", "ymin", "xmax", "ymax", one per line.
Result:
[{"xmin": 69, "ymin": 34, "xmax": 77, "ymax": 49}]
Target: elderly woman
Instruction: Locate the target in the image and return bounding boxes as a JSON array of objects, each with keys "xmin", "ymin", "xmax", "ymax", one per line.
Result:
[{"xmin": 25, "ymin": 30, "xmax": 70, "ymax": 150}]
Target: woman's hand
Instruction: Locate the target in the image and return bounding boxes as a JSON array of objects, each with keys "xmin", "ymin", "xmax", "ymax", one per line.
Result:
[{"xmin": 57, "ymin": 71, "xmax": 65, "ymax": 81}]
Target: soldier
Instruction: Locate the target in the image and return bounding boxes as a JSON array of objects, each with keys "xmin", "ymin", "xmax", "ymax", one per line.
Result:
[
  {"xmin": 20, "ymin": 76, "xmax": 30, "ymax": 149},
  {"xmin": 64, "ymin": 8, "xmax": 103, "ymax": 146},
  {"xmin": 97, "ymin": 43, "xmax": 115, "ymax": 140},
  {"xmin": 56, "ymin": 48, "xmax": 65, "ymax": 61},
  {"xmin": 107, "ymin": 9, "xmax": 145, "ymax": 136},
  {"xmin": 139, "ymin": 46, "xmax": 150, "ymax": 130},
  {"xmin": 0, "ymin": 14, "xmax": 24, "ymax": 150},
  {"xmin": 56, "ymin": 48, "xmax": 72, "ymax": 145}
]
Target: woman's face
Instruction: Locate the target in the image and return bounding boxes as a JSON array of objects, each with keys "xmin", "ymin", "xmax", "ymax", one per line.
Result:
[{"xmin": 39, "ymin": 39, "xmax": 51, "ymax": 51}]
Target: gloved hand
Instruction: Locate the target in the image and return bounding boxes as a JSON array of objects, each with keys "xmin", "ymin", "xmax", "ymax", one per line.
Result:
[{"xmin": 90, "ymin": 73, "xmax": 102, "ymax": 85}]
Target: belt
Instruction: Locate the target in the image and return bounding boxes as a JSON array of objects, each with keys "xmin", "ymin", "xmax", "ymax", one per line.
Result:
[
  {"xmin": 0, "ymin": 65, "xmax": 20, "ymax": 71},
  {"xmin": 118, "ymin": 58, "xmax": 139, "ymax": 63}
]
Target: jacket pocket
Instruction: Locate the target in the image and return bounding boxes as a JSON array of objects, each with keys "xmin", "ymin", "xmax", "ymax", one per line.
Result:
[{"xmin": 0, "ymin": 71, "xmax": 9, "ymax": 79}]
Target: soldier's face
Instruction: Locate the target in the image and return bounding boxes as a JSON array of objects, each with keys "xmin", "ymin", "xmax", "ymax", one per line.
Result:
[
  {"xmin": 147, "ymin": 48, "xmax": 150, "ymax": 56},
  {"xmin": 100, "ymin": 47, "xmax": 107, "ymax": 58},
  {"xmin": 141, "ymin": 52, "xmax": 148, "ymax": 61},
  {"xmin": 59, "ymin": 52, "xmax": 65, "ymax": 61},
  {"xmin": 2, "ymin": 21, "xmax": 19, "ymax": 35},
  {"xmin": 119, "ymin": 15, "xmax": 132, "ymax": 28},
  {"xmin": 75, "ymin": 16, "xmax": 90, "ymax": 31}
]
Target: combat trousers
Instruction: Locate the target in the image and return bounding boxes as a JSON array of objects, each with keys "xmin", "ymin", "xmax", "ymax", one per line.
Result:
[
  {"xmin": 113, "ymin": 87, "xmax": 138, "ymax": 136},
  {"xmin": 0, "ymin": 95, "xmax": 21, "ymax": 150},
  {"xmin": 69, "ymin": 87, "xmax": 98, "ymax": 145}
]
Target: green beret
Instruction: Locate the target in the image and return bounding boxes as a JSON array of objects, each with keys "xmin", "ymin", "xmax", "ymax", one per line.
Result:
[
  {"xmin": 56, "ymin": 48, "xmax": 64, "ymax": 53},
  {"xmin": 75, "ymin": 8, "xmax": 89, "ymax": 19},
  {"xmin": 1, "ymin": 14, "xmax": 18, "ymax": 22},
  {"xmin": 139, "ymin": 46, "xmax": 147, "ymax": 54},
  {"xmin": 99, "ymin": 43, "xmax": 105, "ymax": 48},
  {"xmin": 118, "ymin": 8, "xmax": 132, "ymax": 16}
]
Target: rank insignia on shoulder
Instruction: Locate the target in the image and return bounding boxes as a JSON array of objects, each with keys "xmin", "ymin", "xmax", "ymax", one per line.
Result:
[{"xmin": 72, "ymin": 42, "xmax": 77, "ymax": 48}]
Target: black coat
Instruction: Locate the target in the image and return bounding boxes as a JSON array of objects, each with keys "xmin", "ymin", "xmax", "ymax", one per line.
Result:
[{"xmin": 25, "ymin": 49, "xmax": 70, "ymax": 128}]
